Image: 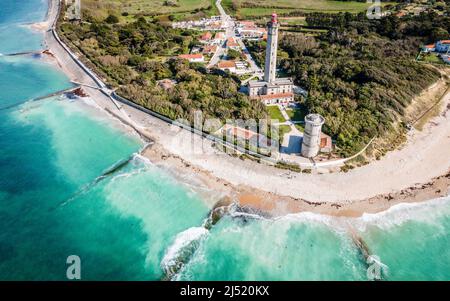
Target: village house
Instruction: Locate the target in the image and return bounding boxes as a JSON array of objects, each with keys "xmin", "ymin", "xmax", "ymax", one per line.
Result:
[
  {"xmin": 436, "ymin": 40, "xmax": 450, "ymax": 53},
  {"xmin": 319, "ymin": 133, "xmax": 333, "ymax": 153},
  {"xmin": 236, "ymin": 20, "xmax": 267, "ymax": 41},
  {"xmin": 422, "ymin": 44, "xmax": 436, "ymax": 53},
  {"xmin": 217, "ymin": 60, "xmax": 237, "ymax": 73},
  {"xmin": 202, "ymin": 45, "xmax": 218, "ymax": 55},
  {"xmin": 178, "ymin": 54, "xmax": 205, "ymax": 63},
  {"xmin": 240, "ymin": 28, "xmax": 267, "ymax": 40},
  {"xmin": 213, "ymin": 32, "xmax": 226, "ymax": 45},
  {"xmin": 226, "ymin": 37, "xmax": 240, "ymax": 51},
  {"xmin": 199, "ymin": 31, "xmax": 213, "ymax": 43},
  {"xmin": 220, "ymin": 124, "xmax": 273, "ymax": 151}
]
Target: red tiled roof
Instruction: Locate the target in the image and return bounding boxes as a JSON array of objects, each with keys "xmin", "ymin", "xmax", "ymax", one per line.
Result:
[
  {"xmin": 320, "ymin": 133, "xmax": 332, "ymax": 149},
  {"xmin": 178, "ymin": 54, "xmax": 204, "ymax": 60},
  {"xmin": 424, "ymin": 44, "xmax": 436, "ymax": 48},
  {"xmin": 218, "ymin": 60, "xmax": 236, "ymax": 69},
  {"xmin": 255, "ymin": 93, "xmax": 294, "ymax": 100},
  {"xmin": 240, "ymin": 21, "xmax": 256, "ymax": 27},
  {"xmin": 200, "ymin": 31, "xmax": 212, "ymax": 40},
  {"xmin": 214, "ymin": 32, "xmax": 225, "ymax": 39},
  {"xmin": 202, "ymin": 45, "xmax": 218, "ymax": 54},
  {"xmin": 227, "ymin": 38, "xmax": 239, "ymax": 47},
  {"xmin": 439, "ymin": 40, "xmax": 450, "ymax": 44}
]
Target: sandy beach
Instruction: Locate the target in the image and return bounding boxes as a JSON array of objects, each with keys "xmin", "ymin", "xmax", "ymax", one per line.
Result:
[{"xmin": 39, "ymin": 0, "xmax": 450, "ymax": 217}]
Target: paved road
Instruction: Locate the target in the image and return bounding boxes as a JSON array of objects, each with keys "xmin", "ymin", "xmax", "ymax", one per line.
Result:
[
  {"xmin": 208, "ymin": 0, "xmax": 262, "ymax": 75},
  {"xmin": 207, "ymin": 0, "xmax": 232, "ymax": 68}
]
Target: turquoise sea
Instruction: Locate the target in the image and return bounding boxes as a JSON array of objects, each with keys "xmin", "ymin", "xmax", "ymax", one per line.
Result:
[{"xmin": 0, "ymin": 0, "xmax": 449, "ymax": 280}]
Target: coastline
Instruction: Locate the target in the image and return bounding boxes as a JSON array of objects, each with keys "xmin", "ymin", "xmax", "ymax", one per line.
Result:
[{"xmin": 40, "ymin": 0, "xmax": 450, "ymax": 217}]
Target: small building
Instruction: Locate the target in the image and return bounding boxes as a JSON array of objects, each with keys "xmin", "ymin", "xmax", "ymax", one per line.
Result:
[
  {"xmin": 178, "ymin": 54, "xmax": 205, "ymax": 63},
  {"xmin": 436, "ymin": 40, "xmax": 450, "ymax": 53},
  {"xmin": 422, "ymin": 44, "xmax": 436, "ymax": 53},
  {"xmin": 226, "ymin": 38, "xmax": 240, "ymax": 51},
  {"xmin": 218, "ymin": 60, "xmax": 237, "ymax": 73},
  {"xmin": 237, "ymin": 21, "xmax": 257, "ymax": 29},
  {"xmin": 249, "ymin": 78, "xmax": 295, "ymax": 104},
  {"xmin": 202, "ymin": 45, "xmax": 218, "ymax": 55},
  {"xmin": 320, "ymin": 133, "xmax": 333, "ymax": 153},
  {"xmin": 199, "ymin": 31, "xmax": 213, "ymax": 43},
  {"xmin": 253, "ymin": 93, "xmax": 295, "ymax": 105},
  {"xmin": 221, "ymin": 124, "xmax": 272, "ymax": 149},
  {"xmin": 240, "ymin": 28, "xmax": 267, "ymax": 40},
  {"xmin": 213, "ymin": 32, "xmax": 226, "ymax": 45},
  {"xmin": 442, "ymin": 55, "xmax": 450, "ymax": 65}
]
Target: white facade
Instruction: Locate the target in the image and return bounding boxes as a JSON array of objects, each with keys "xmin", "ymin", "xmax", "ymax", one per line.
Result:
[
  {"xmin": 247, "ymin": 14, "xmax": 294, "ymax": 105},
  {"xmin": 301, "ymin": 114, "xmax": 325, "ymax": 158},
  {"xmin": 264, "ymin": 18, "xmax": 278, "ymax": 83}
]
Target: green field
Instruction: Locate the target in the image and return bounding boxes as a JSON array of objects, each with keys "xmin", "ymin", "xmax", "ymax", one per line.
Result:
[
  {"xmin": 267, "ymin": 105, "xmax": 286, "ymax": 122},
  {"xmin": 418, "ymin": 53, "xmax": 446, "ymax": 65},
  {"xmin": 81, "ymin": 0, "xmax": 217, "ymax": 21},
  {"xmin": 224, "ymin": 0, "xmax": 394, "ymax": 19},
  {"xmin": 286, "ymin": 107, "xmax": 306, "ymax": 122}
]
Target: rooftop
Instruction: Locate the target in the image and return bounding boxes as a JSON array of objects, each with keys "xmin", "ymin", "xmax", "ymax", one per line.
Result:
[
  {"xmin": 227, "ymin": 37, "xmax": 239, "ymax": 47},
  {"xmin": 248, "ymin": 78, "xmax": 294, "ymax": 87},
  {"xmin": 305, "ymin": 114, "xmax": 325, "ymax": 126},
  {"xmin": 178, "ymin": 54, "xmax": 204, "ymax": 60},
  {"xmin": 215, "ymin": 32, "xmax": 225, "ymax": 39},
  {"xmin": 218, "ymin": 60, "xmax": 236, "ymax": 69},
  {"xmin": 254, "ymin": 92, "xmax": 294, "ymax": 100},
  {"xmin": 200, "ymin": 32, "xmax": 212, "ymax": 40}
]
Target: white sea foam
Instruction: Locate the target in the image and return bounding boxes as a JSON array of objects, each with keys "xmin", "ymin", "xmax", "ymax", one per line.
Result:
[
  {"xmin": 133, "ymin": 153, "xmax": 154, "ymax": 167},
  {"xmin": 353, "ymin": 195, "xmax": 450, "ymax": 231},
  {"xmin": 161, "ymin": 227, "xmax": 209, "ymax": 277},
  {"xmin": 226, "ymin": 195, "xmax": 450, "ymax": 234}
]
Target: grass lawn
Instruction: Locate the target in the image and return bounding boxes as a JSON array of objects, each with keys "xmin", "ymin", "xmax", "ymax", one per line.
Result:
[
  {"xmin": 81, "ymin": 0, "xmax": 217, "ymax": 21},
  {"xmin": 419, "ymin": 53, "xmax": 445, "ymax": 65},
  {"xmin": 267, "ymin": 105, "xmax": 286, "ymax": 122},
  {"xmin": 279, "ymin": 125, "xmax": 292, "ymax": 137},
  {"xmin": 286, "ymin": 106, "xmax": 307, "ymax": 122},
  {"xmin": 279, "ymin": 17, "xmax": 307, "ymax": 26},
  {"xmin": 224, "ymin": 0, "xmax": 395, "ymax": 19}
]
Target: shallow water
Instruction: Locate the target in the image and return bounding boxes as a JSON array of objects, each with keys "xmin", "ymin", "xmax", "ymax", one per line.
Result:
[{"xmin": 0, "ymin": 0, "xmax": 449, "ymax": 281}]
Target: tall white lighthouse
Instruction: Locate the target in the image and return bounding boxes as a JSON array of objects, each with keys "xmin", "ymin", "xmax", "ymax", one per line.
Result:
[
  {"xmin": 247, "ymin": 13, "xmax": 294, "ymax": 105},
  {"xmin": 264, "ymin": 13, "xmax": 279, "ymax": 84}
]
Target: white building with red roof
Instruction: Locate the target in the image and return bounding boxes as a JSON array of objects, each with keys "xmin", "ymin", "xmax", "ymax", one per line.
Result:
[
  {"xmin": 226, "ymin": 37, "xmax": 240, "ymax": 50},
  {"xmin": 422, "ymin": 44, "xmax": 436, "ymax": 53},
  {"xmin": 247, "ymin": 13, "xmax": 294, "ymax": 105},
  {"xmin": 202, "ymin": 45, "xmax": 218, "ymax": 55},
  {"xmin": 217, "ymin": 60, "xmax": 237, "ymax": 73},
  {"xmin": 178, "ymin": 54, "xmax": 205, "ymax": 63},
  {"xmin": 199, "ymin": 31, "xmax": 213, "ymax": 43}
]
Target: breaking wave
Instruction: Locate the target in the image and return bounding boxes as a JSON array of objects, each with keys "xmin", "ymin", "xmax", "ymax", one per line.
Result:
[{"xmin": 161, "ymin": 227, "xmax": 209, "ymax": 280}]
